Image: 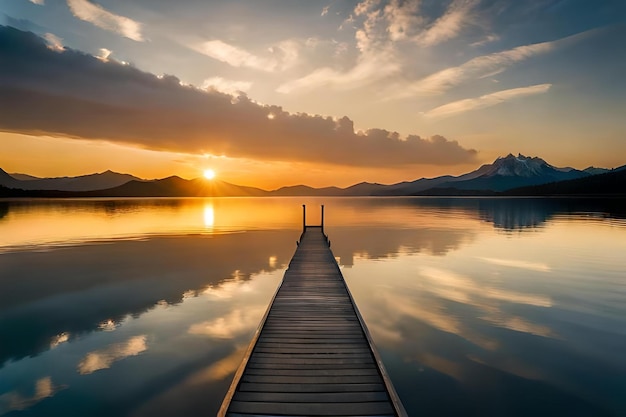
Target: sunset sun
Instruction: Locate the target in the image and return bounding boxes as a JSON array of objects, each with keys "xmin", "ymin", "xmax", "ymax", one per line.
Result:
[{"xmin": 203, "ymin": 169, "xmax": 215, "ymax": 180}]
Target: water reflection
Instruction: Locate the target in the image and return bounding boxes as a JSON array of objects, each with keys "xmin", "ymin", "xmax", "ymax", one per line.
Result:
[
  {"xmin": 0, "ymin": 231, "xmax": 296, "ymax": 366},
  {"xmin": 203, "ymin": 204, "xmax": 214, "ymax": 229},
  {"xmin": 0, "ymin": 377, "xmax": 65, "ymax": 415},
  {"xmin": 78, "ymin": 335, "xmax": 148, "ymax": 375},
  {"xmin": 0, "ymin": 197, "xmax": 625, "ymax": 416},
  {"xmin": 1, "ymin": 198, "xmax": 625, "ymax": 252}
]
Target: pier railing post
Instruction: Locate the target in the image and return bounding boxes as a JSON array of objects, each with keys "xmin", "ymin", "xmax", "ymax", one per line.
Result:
[
  {"xmin": 302, "ymin": 204, "xmax": 306, "ymax": 233},
  {"xmin": 321, "ymin": 204, "xmax": 325, "ymax": 234}
]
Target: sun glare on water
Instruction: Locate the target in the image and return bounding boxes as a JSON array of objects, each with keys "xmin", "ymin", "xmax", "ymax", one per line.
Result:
[{"xmin": 203, "ymin": 169, "xmax": 216, "ymax": 180}]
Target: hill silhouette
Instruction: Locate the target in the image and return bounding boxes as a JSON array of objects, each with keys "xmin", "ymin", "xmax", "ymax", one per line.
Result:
[{"xmin": 503, "ymin": 166, "xmax": 626, "ymax": 196}]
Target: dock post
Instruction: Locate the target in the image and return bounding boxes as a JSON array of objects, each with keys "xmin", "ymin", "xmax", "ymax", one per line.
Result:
[
  {"xmin": 321, "ymin": 204, "xmax": 325, "ymax": 235},
  {"xmin": 302, "ymin": 204, "xmax": 306, "ymax": 233}
]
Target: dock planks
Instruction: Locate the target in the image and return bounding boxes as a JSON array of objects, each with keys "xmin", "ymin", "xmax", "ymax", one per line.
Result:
[{"xmin": 219, "ymin": 225, "xmax": 406, "ymax": 417}]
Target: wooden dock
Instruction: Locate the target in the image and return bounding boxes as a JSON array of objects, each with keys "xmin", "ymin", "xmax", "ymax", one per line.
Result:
[{"xmin": 219, "ymin": 206, "xmax": 407, "ymax": 417}]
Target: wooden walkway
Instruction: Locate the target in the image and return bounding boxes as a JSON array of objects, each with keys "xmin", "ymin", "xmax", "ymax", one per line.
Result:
[{"xmin": 219, "ymin": 213, "xmax": 407, "ymax": 416}]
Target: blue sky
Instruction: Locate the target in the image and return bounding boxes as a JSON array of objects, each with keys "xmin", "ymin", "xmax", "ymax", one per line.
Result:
[{"xmin": 1, "ymin": 0, "xmax": 625, "ymax": 187}]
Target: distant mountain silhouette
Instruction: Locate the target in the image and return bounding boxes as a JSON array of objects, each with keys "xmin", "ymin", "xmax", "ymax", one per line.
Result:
[
  {"xmin": 8, "ymin": 173, "xmax": 40, "ymax": 181},
  {"xmin": 80, "ymin": 176, "xmax": 268, "ymax": 197},
  {"xmin": 1, "ymin": 154, "xmax": 624, "ymax": 197},
  {"xmin": 504, "ymin": 165, "xmax": 626, "ymax": 196},
  {"xmin": 270, "ymin": 185, "xmax": 344, "ymax": 196},
  {"xmin": 0, "ymin": 168, "xmax": 141, "ymax": 191}
]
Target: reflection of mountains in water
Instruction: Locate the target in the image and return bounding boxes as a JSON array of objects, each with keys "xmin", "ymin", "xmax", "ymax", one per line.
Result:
[{"xmin": 402, "ymin": 198, "xmax": 626, "ymax": 230}]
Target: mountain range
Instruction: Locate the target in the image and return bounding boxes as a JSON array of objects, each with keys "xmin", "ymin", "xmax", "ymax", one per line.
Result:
[{"xmin": 1, "ymin": 154, "xmax": 624, "ymax": 197}]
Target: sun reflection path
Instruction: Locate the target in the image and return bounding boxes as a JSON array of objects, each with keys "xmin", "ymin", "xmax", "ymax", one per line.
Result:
[{"xmin": 203, "ymin": 205, "xmax": 214, "ymax": 229}]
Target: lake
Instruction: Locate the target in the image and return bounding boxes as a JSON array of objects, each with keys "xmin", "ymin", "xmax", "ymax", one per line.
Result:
[{"xmin": 1, "ymin": 197, "xmax": 625, "ymax": 416}]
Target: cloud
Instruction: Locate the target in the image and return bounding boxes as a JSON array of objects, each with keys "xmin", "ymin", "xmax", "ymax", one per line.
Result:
[
  {"xmin": 66, "ymin": 0, "xmax": 143, "ymax": 41},
  {"xmin": 29, "ymin": 0, "xmax": 45, "ymax": 4},
  {"xmin": 383, "ymin": 0, "xmax": 421, "ymax": 42},
  {"xmin": 321, "ymin": 5, "xmax": 330, "ymax": 16},
  {"xmin": 470, "ymin": 34, "xmax": 500, "ymax": 47},
  {"xmin": 43, "ymin": 33, "xmax": 63, "ymax": 51},
  {"xmin": 202, "ymin": 77, "xmax": 252, "ymax": 95},
  {"xmin": 276, "ymin": 49, "xmax": 399, "ymax": 93},
  {"xmin": 193, "ymin": 39, "xmax": 298, "ymax": 72},
  {"xmin": 414, "ymin": 0, "xmax": 478, "ymax": 46},
  {"xmin": 279, "ymin": 1, "xmax": 400, "ymax": 93},
  {"xmin": 423, "ymin": 84, "xmax": 551, "ymax": 119},
  {"xmin": 0, "ymin": 27, "xmax": 478, "ymax": 168},
  {"xmin": 96, "ymin": 47, "xmax": 112, "ymax": 61},
  {"xmin": 409, "ymin": 41, "xmax": 554, "ymax": 96},
  {"xmin": 283, "ymin": 0, "xmax": 476, "ymax": 95}
]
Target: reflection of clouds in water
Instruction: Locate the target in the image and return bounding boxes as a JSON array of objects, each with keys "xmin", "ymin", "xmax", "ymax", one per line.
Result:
[
  {"xmin": 418, "ymin": 267, "xmax": 555, "ymax": 338},
  {"xmin": 420, "ymin": 267, "xmax": 552, "ymax": 308},
  {"xmin": 382, "ymin": 291, "xmax": 498, "ymax": 351},
  {"xmin": 188, "ymin": 308, "xmax": 263, "ymax": 339},
  {"xmin": 50, "ymin": 332, "xmax": 70, "ymax": 348},
  {"xmin": 201, "ymin": 275, "xmax": 254, "ymax": 300},
  {"xmin": 368, "ymin": 265, "xmax": 555, "ymax": 355},
  {"xmin": 480, "ymin": 257, "xmax": 551, "ymax": 272},
  {"xmin": 0, "ymin": 377, "xmax": 66, "ymax": 414},
  {"xmin": 98, "ymin": 319, "xmax": 121, "ymax": 332},
  {"xmin": 78, "ymin": 335, "xmax": 147, "ymax": 375},
  {"xmin": 186, "ymin": 346, "xmax": 247, "ymax": 383}
]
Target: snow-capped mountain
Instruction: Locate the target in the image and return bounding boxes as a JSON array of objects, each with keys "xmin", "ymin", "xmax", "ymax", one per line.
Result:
[{"xmin": 376, "ymin": 154, "xmax": 592, "ymax": 194}]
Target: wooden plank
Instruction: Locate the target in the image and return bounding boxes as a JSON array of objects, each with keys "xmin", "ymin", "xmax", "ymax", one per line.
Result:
[
  {"xmin": 243, "ymin": 368, "xmax": 380, "ymax": 377},
  {"xmin": 228, "ymin": 414, "xmax": 395, "ymax": 417},
  {"xmin": 240, "ymin": 375, "xmax": 384, "ymax": 384},
  {"xmin": 227, "ymin": 400, "xmax": 395, "ymax": 416},
  {"xmin": 247, "ymin": 362, "xmax": 375, "ymax": 370},
  {"xmin": 237, "ymin": 383, "xmax": 386, "ymax": 393},
  {"xmin": 233, "ymin": 391, "xmax": 390, "ymax": 403},
  {"xmin": 248, "ymin": 358, "xmax": 374, "ymax": 366}
]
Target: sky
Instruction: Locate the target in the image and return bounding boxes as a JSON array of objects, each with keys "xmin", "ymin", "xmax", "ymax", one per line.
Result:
[{"xmin": 1, "ymin": 0, "xmax": 625, "ymax": 188}]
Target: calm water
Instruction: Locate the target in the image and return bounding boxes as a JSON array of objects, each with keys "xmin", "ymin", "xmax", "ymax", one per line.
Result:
[{"xmin": 1, "ymin": 197, "xmax": 625, "ymax": 416}]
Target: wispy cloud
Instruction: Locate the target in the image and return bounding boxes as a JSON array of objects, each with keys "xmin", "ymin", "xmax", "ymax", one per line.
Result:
[
  {"xmin": 193, "ymin": 39, "xmax": 298, "ymax": 72},
  {"xmin": 202, "ymin": 77, "xmax": 252, "ymax": 95},
  {"xmin": 423, "ymin": 84, "xmax": 552, "ymax": 119},
  {"xmin": 321, "ymin": 5, "xmax": 330, "ymax": 16},
  {"xmin": 409, "ymin": 41, "xmax": 554, "ymax": 96},
  {"xmin": 43, "ymin": 33, "xmax": 63, "ymax": 51},
  {"xmin": 383, "ymin": 0, "xmax": 421, "ymax": 42},
  {"xmin": 276, "ymin": 48, "xmax": 399, "ymax": 93},
  {"xmin": 66, "ymin": 0, "xmax": 143, "ymax": 41},
  {"xmin": 282, "ymin": 0, "xmax": 479, "ymax": 95},
  {"xmin": 470, "ymin": 34, "xmax": 500, "ymax": 47},
  {"xmin": 29, "ymin": 0, "xmax": 45, "ymax": 4},
  {"xmin": 414, "ymin": 0, "xmax": 478, "ymax": 47},
  {"xmin": 279, "ymin": 0, "xmax": 400, "ymax": 93}
]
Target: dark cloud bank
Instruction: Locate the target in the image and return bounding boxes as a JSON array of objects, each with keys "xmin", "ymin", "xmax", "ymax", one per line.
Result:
[{"xmin": 0, "ymin": 26, "xmax": 477, "ymax": 167}]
